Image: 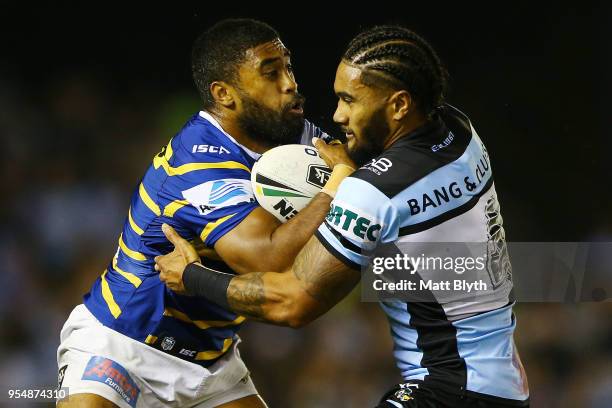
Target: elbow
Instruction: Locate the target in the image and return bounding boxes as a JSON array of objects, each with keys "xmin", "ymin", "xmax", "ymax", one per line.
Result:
[
  {"xmin": 280, "ymin": 291, "xmax": 320, "ymax": 329},
  {"xmin": 285, "ymin": 309, "xmax": 315, "ymax": 329}
]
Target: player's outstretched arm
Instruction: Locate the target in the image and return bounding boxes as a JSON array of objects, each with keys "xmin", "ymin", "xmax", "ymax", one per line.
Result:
[
  {"xmin": 156, "ymin": 225, "xmax": 359, "ymax": 327},
  {"xmin": 225, "ymin": 235, "xmax": 359, "ymax": 327},
  {"xmin": 213, "ymin": 138, "xmax": 355, "ymax": 275}
]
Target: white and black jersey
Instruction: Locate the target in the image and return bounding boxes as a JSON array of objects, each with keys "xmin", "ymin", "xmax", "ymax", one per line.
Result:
[{"xmin": 316, "ymin": 105, "xmax": 529, "ymax": 404}]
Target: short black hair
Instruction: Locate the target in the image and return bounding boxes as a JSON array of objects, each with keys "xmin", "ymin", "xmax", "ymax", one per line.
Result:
[
  {"xmin": 343, "ymin": 25, "xmax": 448, "ymax": 116},
  {"xmin": 192, "ymin": 19, "xmax": 280, "ymax": 109}
]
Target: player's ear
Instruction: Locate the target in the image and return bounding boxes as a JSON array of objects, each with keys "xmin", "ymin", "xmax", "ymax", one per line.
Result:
[
  {"xmin": 210, "ymin": 81, "xmax": 235, "ymax": 108},
  {"xmin": 389, "ymin": 90, "xmax": 412, "ymax": 121}
]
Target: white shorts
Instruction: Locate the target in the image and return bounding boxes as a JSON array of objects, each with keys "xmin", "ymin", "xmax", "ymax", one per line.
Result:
[{"xmin": 57, "ymin": 304, "xmax": 258, "ymax": 408}]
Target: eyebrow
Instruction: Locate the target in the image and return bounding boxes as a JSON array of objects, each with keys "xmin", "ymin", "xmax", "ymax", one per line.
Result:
[
  {"xmin": 259, "ymin": 49, "xmax": 291, "ymax": 69},
  {"xmin": 336, "ymin": 91, "xmax": 355, "ymax": 100}
]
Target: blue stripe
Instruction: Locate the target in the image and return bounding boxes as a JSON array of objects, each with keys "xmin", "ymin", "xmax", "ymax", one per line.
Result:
[
  {"xmin": 380, "ymin": 301, "xmax": 429, "ymax": 381},
  {"xmin": 452, "ymin": 304, "xmax": 528, "ymax": 400}
]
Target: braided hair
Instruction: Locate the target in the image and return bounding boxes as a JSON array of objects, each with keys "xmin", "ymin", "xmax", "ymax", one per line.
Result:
[{"xmin": 343, "ymin": 25, "xmax": 448, "ymax": 116}]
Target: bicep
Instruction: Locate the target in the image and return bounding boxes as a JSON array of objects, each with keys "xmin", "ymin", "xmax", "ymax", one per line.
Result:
[{"xmin": 213, "ymin": 207, "xmax": 282, "ymax": 274}]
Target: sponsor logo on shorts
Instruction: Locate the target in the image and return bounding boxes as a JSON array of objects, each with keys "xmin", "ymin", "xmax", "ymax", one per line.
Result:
[
  {"xmin": 394, "ymin": 383, "xmax": 418, "ymax": 402},
  {"xmin": 82, "ymin": 356, "xmax": 140, "ymax": 408}
]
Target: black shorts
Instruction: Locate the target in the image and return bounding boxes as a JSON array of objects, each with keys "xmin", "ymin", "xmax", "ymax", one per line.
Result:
[{"xmin": 375, "ymin": 381, "xmax": 529, "ymax": 408}]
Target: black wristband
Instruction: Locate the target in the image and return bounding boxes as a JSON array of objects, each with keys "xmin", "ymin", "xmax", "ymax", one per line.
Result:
[{"xmin": 182, "ymin": 263, "xmax": 232, "ymax": 309}]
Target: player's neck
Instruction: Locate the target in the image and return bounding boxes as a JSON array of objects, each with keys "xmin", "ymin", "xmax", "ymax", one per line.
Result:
[
  {"xmin": 207, "ymin": 110, "xmax": 272, "ymax": 154},
  {"xmin": 384, "ymin": 111, "xmax": 428, "ymax": 149}
]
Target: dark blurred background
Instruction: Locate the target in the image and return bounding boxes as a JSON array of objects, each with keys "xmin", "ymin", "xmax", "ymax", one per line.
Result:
[{"xmin": 0, "ymin": 3, "xmax": 610, "ymax": 407}]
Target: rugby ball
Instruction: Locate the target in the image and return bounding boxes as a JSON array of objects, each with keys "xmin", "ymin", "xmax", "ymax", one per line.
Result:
[{"xmin": 251, "ymin": 144, "xmax": 331, "ymax": 222}]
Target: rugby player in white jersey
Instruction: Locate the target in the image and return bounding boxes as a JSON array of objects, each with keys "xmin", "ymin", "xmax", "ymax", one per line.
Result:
[
  {"xmin": 57, "ymin": 19, "xmax": 355, "ymax": 408},
  {"xmin": 156, "ymin": 25, "xmax": 530, "ymax": 407}
]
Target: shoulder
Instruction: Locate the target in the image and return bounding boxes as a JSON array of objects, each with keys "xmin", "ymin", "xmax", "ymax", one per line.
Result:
[
  {"xmin": 352, "ymin": 105, "xmax": 475, "ymax": 198},
  {"xmin": 170, "ymin": 113, "xmax": 247, "ymax": 166}
]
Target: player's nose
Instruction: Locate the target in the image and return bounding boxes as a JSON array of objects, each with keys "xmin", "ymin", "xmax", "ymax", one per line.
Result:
[
  {"xmin": 281, "ymin": 73, "xmax": 297, "ymax": 94},
  {"xmin": 333, "ymin": 103, "xmax": 347, "ymax": 125}
]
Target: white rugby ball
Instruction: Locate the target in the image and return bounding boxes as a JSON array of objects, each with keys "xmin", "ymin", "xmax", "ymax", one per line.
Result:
[{"xmin": 251, "ymin": 144, "xmax": 331, "ymax": 222}]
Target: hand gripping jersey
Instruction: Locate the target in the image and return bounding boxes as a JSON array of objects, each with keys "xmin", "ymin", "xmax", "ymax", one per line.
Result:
[
  {"xmin": 315, "ymin": 105, "xmax": 529, "ymax": 404},
  {"xmin": 84, "ymin": 111, "xmax": 327, "ymax": 367}
]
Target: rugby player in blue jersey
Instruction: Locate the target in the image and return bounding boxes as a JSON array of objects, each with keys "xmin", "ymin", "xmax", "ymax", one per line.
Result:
[
  {"xmin": 156, "ymin": 25, "xmax": 530, "ymax": 407},
  {"xmin": 57, "ymin": 19, "xmax": 355, "ymax": 408}
]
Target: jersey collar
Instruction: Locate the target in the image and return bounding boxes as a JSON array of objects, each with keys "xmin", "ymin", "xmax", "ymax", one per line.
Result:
[{"xmin": 199, "ymin": 111, "xmax": 261, "ymax": 160}]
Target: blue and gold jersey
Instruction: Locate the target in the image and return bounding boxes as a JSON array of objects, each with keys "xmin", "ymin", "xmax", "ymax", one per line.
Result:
[{"xmin": 84, "ymin": 111, "xmax": 326, "ymax": 366}]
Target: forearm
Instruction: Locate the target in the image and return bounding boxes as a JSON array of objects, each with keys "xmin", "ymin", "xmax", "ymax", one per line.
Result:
[
  {"xmin": 260, "ymin": 162, "xmax": 354, "ymax": 270},
  {"xmin": 226, "ymin": 270, "xmax": 321, "ymax": 327},
  {"xmin": 266, "ymin": 192, "xmax": 331, "ymax": 267},
  {"xmin": 182, "ymin": 262, "xmax": 318, "ymax": 327},
  {"xmin": 182, "ymin": 236, "xmax": 360, "ymax": 328}
]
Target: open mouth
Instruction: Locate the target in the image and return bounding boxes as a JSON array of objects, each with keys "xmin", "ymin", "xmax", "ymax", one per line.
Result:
[{"xmin": 287, "ymin": 100, "xmax": 304, "ymax": 115}]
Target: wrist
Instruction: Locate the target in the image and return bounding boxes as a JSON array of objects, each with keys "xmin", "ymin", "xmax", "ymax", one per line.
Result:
[
  {"xmin": 321, "ymin": 164, "xmax": 355, "ymax": 198},
  {"xmin": 182, "ymin": 263, "xmax": 233, "ymax": 309}
]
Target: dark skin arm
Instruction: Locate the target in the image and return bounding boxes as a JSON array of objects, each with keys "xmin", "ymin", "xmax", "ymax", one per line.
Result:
[
  {"xmin": 226, "ymin": 235, "xmax": 360, "ymax": 327},
  {"xmin": 156, "ymin": 224, "xmax": 359, "ymax": 327},
  {"xmin": 212, "ymin": 138, "xmax": 355, "ymax": 274},
  {"xmin": 213, "ymin": 193, "xmax": 332, "ymax": 274}
]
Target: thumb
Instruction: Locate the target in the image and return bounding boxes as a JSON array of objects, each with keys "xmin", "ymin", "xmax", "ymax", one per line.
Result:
[
  {"xmin": 162, "ymin": 223, "xmax": 184, "ymax": 248},
  {"xmin": 312, "ymin": 137, "xmax": 323, "ymax": 150}
]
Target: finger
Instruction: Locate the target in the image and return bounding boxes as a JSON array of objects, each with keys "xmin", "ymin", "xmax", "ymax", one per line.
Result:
[
  {"xmin": 162, "ymin": 223, "xmax": 184, "ymax": 247},
  {"xmin": 312, "ymin": 137, "xmax": 322, "ymax": 149},
  {"xmin": 154, "ymin": 264, "xmax": 160, "ymax": 272}
]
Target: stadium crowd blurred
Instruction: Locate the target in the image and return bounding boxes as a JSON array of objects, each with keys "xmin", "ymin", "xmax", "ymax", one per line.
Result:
[{"xmin": 1, "ymin": 5, "xmax": 611, "ymax": 408}]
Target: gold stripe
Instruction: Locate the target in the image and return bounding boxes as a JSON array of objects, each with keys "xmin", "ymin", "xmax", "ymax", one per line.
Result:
[
  {"xmin": 112, "ymin": 256, "xmax": 142, "ymax": 287},
  {"xmin": 200, "ymin": 213, "xmax": 236, "ymax": 243},
  {"xmin": 153, "ymin": 138, "xmax": 249, "ymax": 176},
  {"xmin": 168, "ymin": 161, "xmax": 250, "ymax": 175},
  {"xmin": 128, "ymin": 208, "xmax": 144, "ymax": 235},
  {"xmin": 163, "ymin": 199, "xmax": 190, "ymax": 217},
  {"xmin": 139, "ymin": 183, "xmax": 161, "ymax": 216},
  {"xmin": 164, "ymin": 307, "xmax": 246, "ymax": 330},
  {"xmin": 145, "ymin": 335, "xmax": 158, "ymax": 344},
  {"xmin": 119, "ymin": 234, "xmax": 147, "ymax": 261},
  {"xmin": 101, "ymin": 270, "xmax": 121, "ymax": 318},
  {"xmin": 196, "ymin": 338, "xmax": 233, "ymax": 361}
]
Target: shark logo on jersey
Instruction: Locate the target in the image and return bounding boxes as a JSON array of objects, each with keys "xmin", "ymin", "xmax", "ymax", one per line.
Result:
[
  {"xmin": 485, "ymin": 195, "xmax": 512, "ymax": 288},
  {"xmin": 182, "ymin": 179, "xmax": 255, "ymax": 216}
]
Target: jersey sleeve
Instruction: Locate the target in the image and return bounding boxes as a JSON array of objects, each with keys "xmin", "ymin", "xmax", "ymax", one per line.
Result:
[
  {"xmin": 174, "ymin": 173, "xmax": 259, "ymax": 247},
  {"xmin": 315, "ymin": 176, "xmax": 400, "ymax": 269},
  {"xmin": 299, "ymin": 119, "xmax": 334, "ymax": 145},
  {"xmin": 162, "ymin": 128, "xmax": 260, "ymax": 248}
]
